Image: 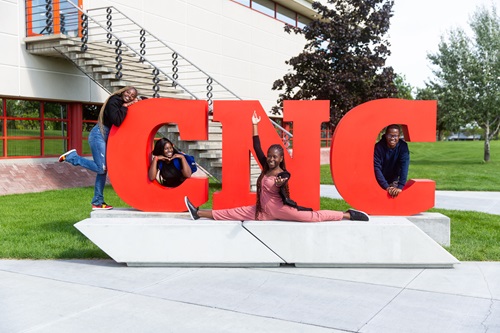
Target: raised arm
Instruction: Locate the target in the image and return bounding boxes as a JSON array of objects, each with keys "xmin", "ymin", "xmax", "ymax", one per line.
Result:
[
  {"xmin": 252, "ymin": 110, "xmax": 260, "ymax": 136},
  {"xmin": 251, "ymin": 111, "xmax": 266, "ymax": 166},
  {"xmin": 173, "ymin": 153, "xmax": 193, "ymax": 178},
  {"xmin": 373, "ymin": 142, "xmax": 390, "ymax": 190},
  {"xmin": 149, "ymin": 156, "xmax": 160, "ymax": 181},
  {"xmin": 397, "ymin": 142, "xmax": 410, "ymax": 189}
]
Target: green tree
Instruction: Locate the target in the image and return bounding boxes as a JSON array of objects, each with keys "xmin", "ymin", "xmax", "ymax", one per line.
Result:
[
  {"xmin": 394, "ymin": 74, "xmax": 413, "ymax": 99},
  {"xmin": 272, "ymin": 0, "xmax": 397, "ymax": 128},
  {"xmin": 427, "ymin": 5, "xmax": 500, "ymax": 161},
  {"xmin": 416, "ymin": 86, "xmax": 451, "ymax": 141}
]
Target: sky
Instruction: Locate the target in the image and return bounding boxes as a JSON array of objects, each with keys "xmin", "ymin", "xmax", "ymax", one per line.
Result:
[{"xmin": 386, "ymin": 0, "xmax": 500, "ymax": 90}]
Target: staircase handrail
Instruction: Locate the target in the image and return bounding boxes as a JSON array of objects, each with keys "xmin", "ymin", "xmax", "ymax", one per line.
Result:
[
  {"xmin": 64, "ymin": 0, "xmax": 293, "ymax": 139},
  {"xmin": 65, "ymin": 1, "xmax": 198, "ymax": 100}
]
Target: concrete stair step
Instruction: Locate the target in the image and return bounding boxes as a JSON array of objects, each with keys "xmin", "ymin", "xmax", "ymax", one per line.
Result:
[
  {"xmin": 199, "ymin": 151, "xmax": 222, "ymax": 159},
  {"xmin": 188, "ymin": 142, "xmax": 222, "ymax": 150},
  {"xmin": 210, "ymin": 161, "xmax": 222, "ymax": 168},
  {"xmin": 92, "ymin": 66, "xmax": 114, "ymax": 73},
  {"xmin": 208, "ymin": 133, "xmax": 223, "ymax": 140},
  {"xmin": 166, "ymin": 125, "xmax": 222, "ymax": 134}
]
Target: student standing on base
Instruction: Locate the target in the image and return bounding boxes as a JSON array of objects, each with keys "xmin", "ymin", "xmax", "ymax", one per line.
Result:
[{"xmin": 59, "ymin": 86, "xmax": 139, "ymax": 210}]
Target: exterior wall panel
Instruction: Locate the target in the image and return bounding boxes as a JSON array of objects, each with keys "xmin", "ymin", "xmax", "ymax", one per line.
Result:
[
  {"xmin": 6, "ymin": 1, "xmax": 108, "ymax": 103},
  {"xmin": 82, "ymin": 0, "xmax": 305, "ymax": 110}
]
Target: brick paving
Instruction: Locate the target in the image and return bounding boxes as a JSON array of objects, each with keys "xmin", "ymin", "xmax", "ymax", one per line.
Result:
[
  {"xmin": 0, "ymin": 148, "xmax": 331, "ymax": 196},
  {"xmin": 0, "ymin": 160, "xmax": 100, "ymax": 196}
]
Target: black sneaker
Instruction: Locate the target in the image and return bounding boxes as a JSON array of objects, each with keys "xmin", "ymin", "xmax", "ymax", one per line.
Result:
[
  {"xmin": 347, "ymin": 209, "xmax": 369, "ymax": 221},
  {"xmin": 184, "ymin": 196, "xmax": 199, "ymax": 220}
]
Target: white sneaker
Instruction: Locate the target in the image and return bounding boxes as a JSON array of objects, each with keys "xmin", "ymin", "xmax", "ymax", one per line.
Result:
[{"xmin": 58, "ymin": 149, "xmax": 76, "ymax": 162}]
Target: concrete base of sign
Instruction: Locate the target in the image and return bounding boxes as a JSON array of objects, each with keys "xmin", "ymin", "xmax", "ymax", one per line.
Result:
[
  {"xmin": 405, "ymin": 213, "xmax": 450, "ymax": 246},
  {"xmin": 75, "ymin": 216, "xmax": 283, "ymax": 267},
  {"xmin": 243, "ymin": 217, "xmax": 457, "ymax": 268},
  {"xmin": 76, "ymin": 210, "xmax": 458, "ymax": 268},
  {"xmin": 91, "ymin": 209, "xmax": 452, "ymax": 246}
]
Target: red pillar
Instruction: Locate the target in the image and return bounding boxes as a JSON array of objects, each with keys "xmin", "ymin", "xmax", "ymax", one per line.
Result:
[{"xmin": 68, "ymin": 103, "xmax": 83, "ymax": 154}]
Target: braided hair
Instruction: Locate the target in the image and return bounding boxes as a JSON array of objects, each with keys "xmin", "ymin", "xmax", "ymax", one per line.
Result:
[
  {"xmin": 97, "ymin": 86, "xmax": 137, "ymax": 137},
  {"xmin": 255, "ymin": 144, "xmax": 290, "ymax": 220}
]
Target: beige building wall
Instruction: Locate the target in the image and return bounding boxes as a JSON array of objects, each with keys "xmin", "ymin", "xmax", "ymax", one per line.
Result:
[
  {"xmin": 0, "ymin": 0, "xmax": 108, "ymax": 103},
  {"xmin": 0, "ymin": 0, "xmax": 309, "ymax": 110},
  {"xmin": 84, "ymin": 0, "xmax": 309, "ymax": 111},
  {"xmin": 1, "ymin": 0, "xmax": 309, "ymax": 110}
]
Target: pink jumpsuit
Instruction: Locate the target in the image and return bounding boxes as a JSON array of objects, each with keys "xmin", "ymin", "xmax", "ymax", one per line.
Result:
[{"xmin": 212, "ymin": 175, "xmax": 343, "ymax": 222}]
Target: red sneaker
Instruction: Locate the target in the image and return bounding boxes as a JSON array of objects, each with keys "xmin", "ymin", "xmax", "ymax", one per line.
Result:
[{"xmin": 92, "ymin": 203, "xmax": 113, "ymax": 210}]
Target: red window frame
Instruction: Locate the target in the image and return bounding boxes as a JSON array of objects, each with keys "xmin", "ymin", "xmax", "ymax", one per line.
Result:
[
  {"xmin": 26, "ymin": 0, "xmax": 83, "ymax": 37},
  {"xmin": 0, "ymin": 98, "xmax": 71, "ymax": 159}
]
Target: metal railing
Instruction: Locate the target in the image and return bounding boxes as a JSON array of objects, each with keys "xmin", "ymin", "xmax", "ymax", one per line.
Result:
[
  {"xmin": 25, "ymin": 0, "xmax": 293, "ymax": 142},
  {"xmin": 79, "ymin": 4, "xmax": 239, "ymax": 107}
]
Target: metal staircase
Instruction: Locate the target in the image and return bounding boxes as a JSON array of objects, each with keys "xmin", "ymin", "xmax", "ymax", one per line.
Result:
[{"xmin": 24, "ymin": 1, "xmax": 290, "ymax": 186}]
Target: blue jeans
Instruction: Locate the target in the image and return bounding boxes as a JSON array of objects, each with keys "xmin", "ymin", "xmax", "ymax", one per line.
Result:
[{"xmin": 65, "ymin": 125, "xmax": 109, "ymax": 205}]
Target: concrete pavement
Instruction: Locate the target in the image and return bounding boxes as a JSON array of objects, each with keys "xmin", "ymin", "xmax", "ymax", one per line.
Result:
[
  {"xmin": 1, "ymin": 259, "xmax": 499, "ymax": 332},
  {"xmin": 1, "ymin": 189, "xmax": 499, "ymax": 332}
]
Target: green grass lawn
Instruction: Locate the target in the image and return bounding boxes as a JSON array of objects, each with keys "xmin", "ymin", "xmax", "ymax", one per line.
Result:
[
  {"xmin": 0, "ymin": 140, "xmax": 499, "ymax": 261},
  {"xmin": 0, "ymin": 184, "xmax": 220, "ymax": 259},
  {"xmin": 0, "ymin": 183, "xmax": 498, "ymax": 261},
  {"xmin": 321, "ymin": 140, "xmax": 500, "ymax": 191}
]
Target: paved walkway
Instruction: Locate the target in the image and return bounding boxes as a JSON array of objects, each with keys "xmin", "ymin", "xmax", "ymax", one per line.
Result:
[
  {"xmin": 1, "ymin": 189, "xmax": 499, "ymax": 332},
  {"xmin": 1, "ymin": 259, "xmax": 499, "ymax": 332},
  {"xmin": 320, "ymin": 185, "xmax": 500, "ymax": 215}
]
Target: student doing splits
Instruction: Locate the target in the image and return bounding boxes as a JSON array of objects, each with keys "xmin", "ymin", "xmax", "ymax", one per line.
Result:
[{"xmin": 185, "ymin": 111, "xmax": 369, "ymax": 222}]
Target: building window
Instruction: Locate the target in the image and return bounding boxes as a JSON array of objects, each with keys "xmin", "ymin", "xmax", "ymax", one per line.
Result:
[
  {"xmin": 233, "ymin": 0, "xmax": 250, "ymax": 5},
  {"xmin": 26, "ymin": 0, "xmax": 82, "ymax": 37},
  {"xmin": 251, "ymin": 0, "xmax": 275, "ymax": 17},
  {"xmin": 82, "ymin": 104, "xmax": 100, "ymax": 155},
  {"xmin": 297, "ymin": 15, "xmax": 310, "ymax": 29},
  {"xmin": 232, "ymin": 0, "xmax": 312, "ymax": 28},
  {"xmin": 0, "ymin": 99, "xmax": 3, "ymax": 157},
  {"xmin": 1, "ymin": 98, "xmax": 70, "ymax": 158},
  {"xmin": 276, "ymin": 5, "xmax": 297, "ymax": 26}
]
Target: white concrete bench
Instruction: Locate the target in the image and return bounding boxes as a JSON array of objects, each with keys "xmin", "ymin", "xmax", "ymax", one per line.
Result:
[{"xmin": 75, "ymin": 210, "xmax": 458, "ymax": 268}]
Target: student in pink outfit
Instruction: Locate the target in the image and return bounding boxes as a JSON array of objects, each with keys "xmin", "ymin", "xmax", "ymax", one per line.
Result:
[{"xmin": 184, "ymin": 111, "xmax": 369, "ymax": 222}]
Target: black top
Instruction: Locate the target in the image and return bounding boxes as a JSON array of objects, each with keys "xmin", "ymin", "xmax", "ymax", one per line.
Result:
[
  {"xmin": 102, "ymin": 95, "xmax": 128, "ymax": 128},
  {"xmin": 158, "ymin": 161, "xmax": 186, "ymax": 188},
  {"xmin": 374, "ymin": 138, "xmax": 410, "ymax": 189}
]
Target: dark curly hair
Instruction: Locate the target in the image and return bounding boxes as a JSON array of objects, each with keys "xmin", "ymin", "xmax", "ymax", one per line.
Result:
[
  {"xmin": 255, "ymin": 144, "xmax": 290, "ymax": 220},
  {"xmin": 152, "ymin": 137, "xmax": 180, "ymax": 157}
]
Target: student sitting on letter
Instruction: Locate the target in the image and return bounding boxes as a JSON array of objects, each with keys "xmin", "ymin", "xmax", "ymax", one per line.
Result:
[
  {"xmin": 149, "ymin": 138, "xmax": 193, "ymax": 188},
  {"xmin": 374, "ymin": 124, "xmax": 410, "ymax": 198}
]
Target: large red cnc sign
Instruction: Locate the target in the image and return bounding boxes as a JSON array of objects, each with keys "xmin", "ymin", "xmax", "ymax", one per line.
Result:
[
  {"xmin": 107, "ymin": 98, "xmax": 208, "ymax": 212},
  {"xmin": 331, "ymin": 99, "xmax": 437, "ymax": 215},
  {"xmin": 106, "ymin": 98, "xmax": 437, "ymax": 215}
]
